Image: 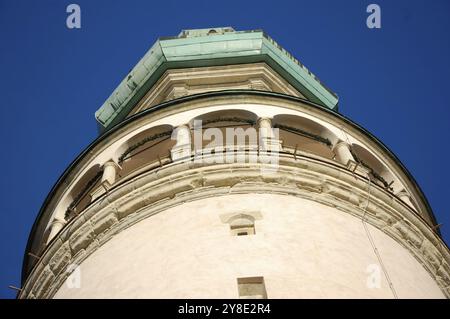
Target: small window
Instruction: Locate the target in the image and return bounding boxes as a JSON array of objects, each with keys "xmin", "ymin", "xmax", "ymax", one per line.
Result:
[
  {"xmin": 220, "ymin": 212, "xmax": 262, "ymax": 237},
  {"xmin": 227, "ymin": 214, "xmax": 256, "ymax": 236},
  {"xmin": 237, "ymin": 277, "xmax": 267, "ymax": 299},
  {"xmin": 230, "ymin": 224, "xmax": 255, "ymax": 236}
]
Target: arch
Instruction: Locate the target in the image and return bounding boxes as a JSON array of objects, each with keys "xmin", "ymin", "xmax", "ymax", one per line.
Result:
[
  {"xmin": 189, "ymin": 109, "xmax": 259, "ymax": 128},
  {"xmin": 65, "ymin": 164, "xmax": 102, "ymax": 220},
  {"xmin": 116, "ymin": 124, "xmax": 175, "ymax": 178},
  {"xmin": 224, "ymin": 213, "xmax": 257, "ymax": 236},
  {"xmin": 189, "ymin": 109, "xmax": 259, "ymax": 151},
  {"xmin": 351, "ymin": 143, "xmax": 396, "ymax": 190},
  {"xmin": 226, "ymin": 213, "xmax": 256, "ymax": 225},
  {"xmin": 272, "ymin": 114, "xmax": 338, "ymax": 160}
]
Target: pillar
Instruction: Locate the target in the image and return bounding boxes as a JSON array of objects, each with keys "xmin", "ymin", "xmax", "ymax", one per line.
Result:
[
  {"xmin": 333, "ymin": 141, "xmax": 355, "ymax": 167},
  {"xmin": 46, "ymin": 218, "xmax": 66, "ymax": 244},
  {"xmin": 396, "ymin": 189, "xmax": 415, "ymax": 210},
  {"xmin": 258, "ymin": 118, "xmax": 282, "ymax": 152},
  {"xmin": 89, "ymin": 161, "xmax": 119, "ymax": 201},
  {"xmin": 101, "ymin": 161, "xmax": 118, "ymax": 186},
  {"xmin": 171, "ymin": 124, "xmax": 192, "ymax": 161}
]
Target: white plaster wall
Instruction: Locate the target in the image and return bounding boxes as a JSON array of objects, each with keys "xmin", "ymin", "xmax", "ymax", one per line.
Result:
[{"xmin": 54, "ymin": 194, "xmax": 444, "ymax": 299}]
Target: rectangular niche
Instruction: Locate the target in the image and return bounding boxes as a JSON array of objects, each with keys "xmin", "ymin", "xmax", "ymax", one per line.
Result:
[{"xmin": 237, "ymin": 277, "xmax": 267, "ymax": 299}]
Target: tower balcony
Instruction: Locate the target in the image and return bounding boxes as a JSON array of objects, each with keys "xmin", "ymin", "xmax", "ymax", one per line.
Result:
[{"xmin": 19, "ymin": 91, "xmax": 450, "ymax": 298}]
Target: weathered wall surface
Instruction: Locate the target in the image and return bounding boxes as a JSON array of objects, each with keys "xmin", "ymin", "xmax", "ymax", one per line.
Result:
[{"xmin": 54, "ymin": 194, "xmax": 444, "ymax": 299}]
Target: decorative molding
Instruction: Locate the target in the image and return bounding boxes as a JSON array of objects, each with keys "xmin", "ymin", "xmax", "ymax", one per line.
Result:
[
  {"xmin": 19, "ymin": 153, "xmax": 450, "ymax": 298},
  {"xmin": 22, "ymin": 93, "xmax": 441, "ymax": 287},
  {"xmin": 130, "ymin": 63, "xmax": 303, "ymax": 116}
]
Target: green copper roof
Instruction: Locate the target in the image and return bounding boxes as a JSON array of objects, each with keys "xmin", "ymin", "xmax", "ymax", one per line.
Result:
[{"xmin": 95, "ymin": 27, "xmax": 339, "ymax": 132}]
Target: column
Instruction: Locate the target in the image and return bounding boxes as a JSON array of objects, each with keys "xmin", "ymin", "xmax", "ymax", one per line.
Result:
[
  {"xmin": 396, "ymin": 189, "xmax": 415, "ymax": 209},
  {"xmin": 46, "ymin": 218, "xmax": 67, "ymax": 244},
  {"xmin": 101, "ymin": 161, "xmax": 118, "ymax": 186},
  {"xmin": 171, "ymin": 124, "xmax": 192, "ymax": 161},
  {"xmin": 258, "ymin": 117, "xmax": 282, "ymax": 152},
  {"xmin": 91, "ymin": 161, "xmax": 119, "ymax": 201},
  {"xmin": 332, "ymin": 140, "xmax": 355, "ymax": 167}
]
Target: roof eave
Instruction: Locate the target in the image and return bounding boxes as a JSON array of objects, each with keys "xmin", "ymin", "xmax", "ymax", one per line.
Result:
[{"xmin": 95, "ymin": 30, "xmax": 339, "ymax": 132}]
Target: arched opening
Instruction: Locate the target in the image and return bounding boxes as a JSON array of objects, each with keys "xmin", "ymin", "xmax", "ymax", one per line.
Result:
[
  {"xmin": 272, "ymin": 114, "xmax": 337, "ymax": 160},
  {"xmin": 351, "ymin": 144, "xmax": 395, "ymax": 190},
  {"xmin": 65, "ymin": 164, "xmax": 102, "ymax": 220},
  {"xmin": 116, "ymin": 124, "xmax": 175, "ymax": 179},
  {"xmin": 189, "ymin": 109, "xmax": 259, "ymax": 153}
]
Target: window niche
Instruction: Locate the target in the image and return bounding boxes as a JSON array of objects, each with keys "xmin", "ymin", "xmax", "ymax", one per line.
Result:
[
  {"xmin": 220, "ymin": 211, "xmax": 262, "ymax": 237},
  {"xmin": 237, "ymin": 277, "xmax": 267, "ymax": 299},
  {"xmin": 228, "ymin": 214, "xmax": 256, "ymax": 236},
  {"xmin": 231, "ymin": 224, "xmax": 255, "ymax": 236}
]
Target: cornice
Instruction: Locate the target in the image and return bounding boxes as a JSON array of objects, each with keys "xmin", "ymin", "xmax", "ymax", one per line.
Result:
[
  {"xmin": 94, "ymin": 29, "xmax": 339, "ymax": 130},
  {"xmin": 18, "ymin": 153, "xmax": 450, "ymax": 298}
]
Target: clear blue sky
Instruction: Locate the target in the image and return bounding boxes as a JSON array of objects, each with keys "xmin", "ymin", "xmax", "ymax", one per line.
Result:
[{"xmin": 1, "ymin": 0, "xmax": 449, "ymax": 299}]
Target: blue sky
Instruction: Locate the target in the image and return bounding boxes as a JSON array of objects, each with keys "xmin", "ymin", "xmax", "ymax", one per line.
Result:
[{"xmin": 0, "ymin": 0, "xmax": 449, "ymax": 299}]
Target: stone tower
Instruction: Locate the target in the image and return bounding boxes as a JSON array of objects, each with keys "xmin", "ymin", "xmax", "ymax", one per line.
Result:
[{"xmin": 20, "ymin": 28, "xmax": 450, "ymax": 298}]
